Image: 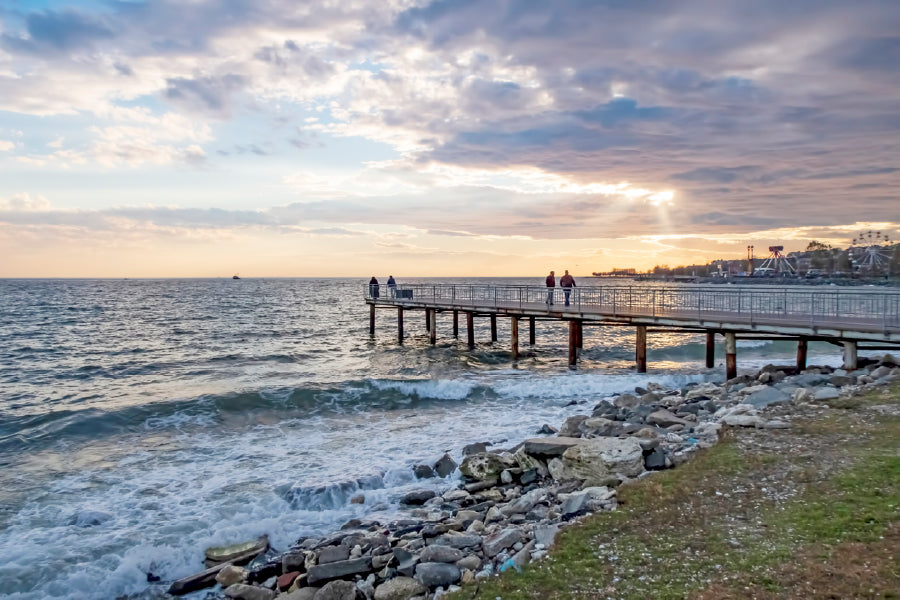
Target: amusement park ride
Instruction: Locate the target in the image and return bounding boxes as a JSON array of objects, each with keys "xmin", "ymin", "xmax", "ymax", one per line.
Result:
[
  {"xmin": 850, "ymin": 230, "xmax": 892, "ymax": 274},
  {"xmin": 755, "ymin": 245, "xmax": 796, "ymax": 276}
]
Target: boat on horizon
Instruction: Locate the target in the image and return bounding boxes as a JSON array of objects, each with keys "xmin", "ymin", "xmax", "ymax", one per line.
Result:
[{"xmin": 232, "ymin": 274, "xmax": 240, "ymax": 280}]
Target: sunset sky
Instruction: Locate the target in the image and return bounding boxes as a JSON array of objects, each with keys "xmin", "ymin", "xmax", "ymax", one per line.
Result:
[{"xmin": 1, "ymin": 0, "xmax": 898, "ymax": 277}]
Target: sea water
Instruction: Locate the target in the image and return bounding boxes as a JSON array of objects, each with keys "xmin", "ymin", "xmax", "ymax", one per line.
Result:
[{"xmin": 0, "ymin": 277, "xmax": 850, "ymax": 599}]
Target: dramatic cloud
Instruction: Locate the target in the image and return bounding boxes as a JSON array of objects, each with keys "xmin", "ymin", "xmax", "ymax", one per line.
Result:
[{"xmin": 0, "ymin": 0, "xmax": 898, "ymax": 275}]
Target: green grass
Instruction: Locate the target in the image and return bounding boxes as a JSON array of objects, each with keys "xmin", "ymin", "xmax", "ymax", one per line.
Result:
[{"xmin": 449, "ymin": 383, "xmax": 900, "ymax": 600}]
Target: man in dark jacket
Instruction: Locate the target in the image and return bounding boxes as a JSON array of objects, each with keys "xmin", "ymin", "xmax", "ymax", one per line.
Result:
[
  {"xmin": 545, "ymin": 270, "xmax": 555, "ymax": 305},
  {"xmin": 369, "ymin": 276, "xmax": 379, "ymax": 298},
  {"xmin": 560, "ymin": 270, "xmax": 576, "ymax": 306}
]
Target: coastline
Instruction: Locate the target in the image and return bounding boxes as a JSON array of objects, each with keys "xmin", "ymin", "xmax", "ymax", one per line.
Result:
[{"xmin": 151, "ymin": 355, "xmax": 900, "ymax": 600}]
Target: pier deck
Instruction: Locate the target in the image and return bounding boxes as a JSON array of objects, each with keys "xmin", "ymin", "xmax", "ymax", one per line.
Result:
[{"xmin": 365, "ymin": 284, "xmax": 900, "ymax": 375}]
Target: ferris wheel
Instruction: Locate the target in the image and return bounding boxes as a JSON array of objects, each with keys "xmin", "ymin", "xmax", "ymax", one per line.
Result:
[{"xmin": 850, "ymin": 230, "xmax": 892, "ymax": 273}]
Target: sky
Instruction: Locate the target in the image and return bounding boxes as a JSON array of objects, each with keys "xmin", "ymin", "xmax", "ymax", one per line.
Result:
[{"xmin": 0, "ymin": 0, "xmax": 898, "ymax": 278}]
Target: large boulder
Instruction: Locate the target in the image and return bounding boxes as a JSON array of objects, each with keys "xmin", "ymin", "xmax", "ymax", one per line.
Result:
[
  {"xmin": 645, "ymin": 409, "xmax": 690, "ymax": 428},
  {"xmin": 744, "ymin": 386, "xmax": 790, "ymax": 409},
  {"xmin": 482, "ymin": 527, "xmax": 524, "ymax": 558},
  {"xmin": 522, "ymin": 437, "xmax": 582, "ymax": 457},
  {"xmin": 557, "ymin": 415, "xmax": 590, "ymax": 437},
  {"xmin": 414, "ymin": 563, "xmax": 461, "ymax": 587},
  {"xmin": 459, "ymin": 452, "xmax": 513, "ymax": 481},
  {"xmin": 419, "ymin": 545, "xmax": 464, "ymax": 563},
  {"xmin": 560, "ymin": 438, "xmax": 644, "ymax": 486},
  {"xmin": 306, "ymin": 557, "xmax": 373, "ymax": 585},
  {"xmin": 433, "ymin": 453, "xmax": 458, "ymax": 478}
]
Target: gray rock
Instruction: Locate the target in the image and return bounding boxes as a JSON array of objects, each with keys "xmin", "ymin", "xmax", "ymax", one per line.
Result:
[
  {"xmin": 533, "ymin": 525, "xmax": 559, "ymax": 548},
  {"xmin": 68, "ymin": 510, "xmax": 112, "ymax": 527},
  {"xmin": 428, "ymin": 531, "xmax": 482, "ymax": 550},
  {"xmin": 318, "ymin": 545, "xmax": 350, "ymax": 564},
  {"xmin": 306, "ymin": 557, "xmax": 373, "ymax": 585},
  {"xmin": 613, "ymin": 393, "xmax": 641, "ymax": 408},
  {"xmin": 412, "ymin": 465, "xmax": 434, "ymax": 479},
  {"xmin": 313, "ymin": 580, "xmax": 363, "ymax": 600},
  {"xmin": 419, "ymin": 545, "xmax": 464, "ymax": 563},
  {"xmin": 415, "ymin": 562, "xmax": 461, "ymax": 587},
  {"xmin": 537, "ymin": 423, "xmax": 558, "ymax": 434},
  {"xmin": 871, "ymin": 366, "xmax": 892, "ymax": 379},
  {"xmin": 462, "ymin": 442, "xmax": 491, "ymax": 456},
  {"xmin": 557, "ymin": 415, "xmax": 590, "ymax": 436},
  {"xmin": 744, "ymin": 386, "xmax": 790, "ymax": 409},
  {"xmin": 645, "ymin": 409, "xmax": 690, "ymax": 427},
  {"xmin": 391, "ymin": 548, "xmax": 418, "ymax": 578},
  {"xmin": 482, "ymin": 527, "xmax": 523, "ymax": 558},
  {"xmin": 522, "ymin": 437, "xmax": 583, "ymax": 457},
  {"xmin": 456, "ymin": 554, "xmax": 482, "ymax": 571},
  {"xmin": 433, "ymin": 453, "xmax": 457, "ymax": 478},
  {"xmin": 830, "ymin": 375, "xmax": 853, "ymax": 387},
  {"xmin": 215, "ymin": 565, "xmax": 248, "ymax": 587},
  {"xmin": 400, "ymin": 490, "xmax": 436, "ymax": 505},
  {"xmin": 560, "ymin": 437, "xmax": 645, "ymax": 486},
  {"xmin": 500, "ymin": 488, "xmax": 544, "ymax": 516},
  {"xmin": 644, "ymin": 447, "xmax": 667, "ymax": 470},
  {"xmin": 722, "ymin": 414, "xmax": 765, "ymax": 427},
  {"xmin": 814, "ymin": 387, "xmax": 841, "ymax": 401},
  {"xmin": 790, "ymin": 373, "xmax": 830, "ymax": 386},
  {"xmin": 281, "ymin": 589, "xmax": 319, "ymax": 600},
  {"xmin": 224, "ymin": 584, "xmax": 276, "ymax": 600},
  {"xmin": 373, "ymin": 577, "xmax": 426, "ymax": 600}
]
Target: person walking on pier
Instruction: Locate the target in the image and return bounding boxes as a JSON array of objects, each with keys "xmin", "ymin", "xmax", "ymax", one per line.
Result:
[
  {"xmin": 369, "ymin": 276, "xmax": 380, "ymax": 299},
  {"xmin": 387, "ymin": 275, "xmax": 396, "ymax": 298},
  {"xmin": 560, "ymin": 269, "xmax": 576, "ymax": 306},
  {"xmin": 545, "ymin": 270, "xmax": 555, "ymax": 305}
]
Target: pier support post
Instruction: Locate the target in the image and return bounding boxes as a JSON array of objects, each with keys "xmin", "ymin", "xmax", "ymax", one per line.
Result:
[
  {"xmin": 705, "ymin": 330, "xmax": 715, "ymax": 368},
  {"xmin": 569, "ymin": 321, "xmax": 578, "ymax": 368},
  {"xmin": 796, "ymin": 337, "xmax": 808, "ymax": 371},
  {"xmin": 490, "ymin": 315, "xmax": 497, "ymax": 342},
  {"xmin": 428, "ymin": 309, "xmax": 436, "ymax": 345},
  {"xmin": 466, "ymin": 312, "xmax": 475, "ymax": 350},
  {"xmin": 453, "ymin": 311, "xmax": 459, "ymax": 338},
  {"xmin": 398, "ymin": 307, "xmax": 404, "ymax": 344},
  {"xmin": 636, "ymin": 325, "xmax": 647, "ymax": 373},
  {"xmin": 576, "ymin": 320, "xmax": 583, "ymax": 349},
  {"xmin": 369, "ymin": 304, "xmax": 375, "ymax": 336},
  {"xmin": 842, "ymin": 340, "xmax": 858, "ymax": 370},
  {"xmin": 725, "ymin": 332, "xmax": 737, "ymax": 379},
  {"xmin": 529, "ymin": 317, "xmax": 536, "ymax": 345},
  {"xmin": 511, "ymin": 317, "xmax": 519, "ymax": 360},
  {"xmin": 425, "ymin": 309, "xmax": 431, "ymax": 333}
]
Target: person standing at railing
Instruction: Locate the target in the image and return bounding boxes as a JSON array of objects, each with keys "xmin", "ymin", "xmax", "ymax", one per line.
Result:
[
  {"xmin": 369, "ymin": 276, "xmax": 380, "ymax": 299},
  {"xmin": 545, "ymin": 270, "xmax": 555, "ymax": 305},
  {"xmin": 387, "ymin": 275, "xmax": 396, "ymax": 298},
  {"xmin": 560, "ymin": 270, "xmax": 576, "ymax": 306}
]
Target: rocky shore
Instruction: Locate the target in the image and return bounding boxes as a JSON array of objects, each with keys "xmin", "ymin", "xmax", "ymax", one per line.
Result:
[{"xmin": 154, "ymin": 355, "xmax": 900, "ymax": 600}]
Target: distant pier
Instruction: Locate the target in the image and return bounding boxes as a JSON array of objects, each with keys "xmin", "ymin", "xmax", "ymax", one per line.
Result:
[{"xmin": 365, "ymin": 284, "xmax": 900, "ymax": 377}]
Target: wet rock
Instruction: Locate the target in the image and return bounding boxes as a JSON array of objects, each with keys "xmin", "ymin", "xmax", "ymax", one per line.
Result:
[
  {"xmin": 557, "ymin": 414, "xmax": 590, "ymax": 436},
  {"xmin": 412, "ymin": 465, "xmax": 434, "ymax": 479},
  {"xmin": 400, "ymin": 490, "xmax": 436, "ymax": 505},
  {"xmin": 350, "ymin": 495, "xmax": 365, "ymax": 504},
  {"xmin": 433, "ymin": 453, "xmax": 457, "ymax": 478},
  {"xmin": 522, "ymin": 437, "xmax": 582, "ymax": 457},
  {"xmin": 206, "ymin": 536, "xmax": 269, "ymax": 564},
  {"xmin": 462, "ymin": 442, "xmax": 492, "ymax": 456},
  {"xmin": 536, "ymin": 423, "xmax": 558, "ymax": 434},
  {"xmin": 68, "ymin": 510, "xmax": 113, "ymax": 528},
  {"xmin": 613, "ymin": 393, "xmax": 641, "ymax": 408},
  {"xmin": 414, "ymin": 562, "xmax": 461, "ymax": 587},
  {"xmin": 373, "ymin": 576, "xmax": 426, "ymax": 600}
]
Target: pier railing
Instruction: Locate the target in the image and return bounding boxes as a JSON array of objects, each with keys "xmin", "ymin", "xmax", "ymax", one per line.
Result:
[{"xmin": 366, "ymin": 284, "xmax": 900, "ymax": 333}]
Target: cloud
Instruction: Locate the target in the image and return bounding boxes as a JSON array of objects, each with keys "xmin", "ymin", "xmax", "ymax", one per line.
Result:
[
  {"xmin": 0, "ymin": 140, "xmax": 14, "ymax": 151},
  {"xmin": 0, "ymin": 193, "xmax": 51, "ymax": 211},
  {"xmin": 1, "ymin": 9, "xmax": 113, "ymax": 54}
]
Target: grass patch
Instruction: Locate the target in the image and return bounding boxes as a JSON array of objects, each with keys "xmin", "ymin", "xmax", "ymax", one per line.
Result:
[{"xmin": 451, "ymin": 385, "xmax": 900, "ymax": 600}]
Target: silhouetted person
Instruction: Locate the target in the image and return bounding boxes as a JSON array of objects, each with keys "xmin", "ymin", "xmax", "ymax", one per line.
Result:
[
  {"xmin": 387, "ymin": 275, "xmax": 396, "ymax": 297},
  {"xmin": 560, "ymin": 270, "xmax": 576, "ymax": 306},
  {"xmin": 545, "ymin": 270, "xmax": 555, "ymax": 305},
  {"xmin": 369, "ymin": 276, "xmax": 379, "ymax": 298}
]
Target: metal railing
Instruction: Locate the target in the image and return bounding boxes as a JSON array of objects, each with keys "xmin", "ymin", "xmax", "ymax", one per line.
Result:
[{"xmin": 366, "ymin": 284, "xmax": 900, "ymax": 333}]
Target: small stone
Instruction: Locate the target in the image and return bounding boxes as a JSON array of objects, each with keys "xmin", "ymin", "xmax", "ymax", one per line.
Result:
[
  {"xmin": 312, "ymin": 579, "xmax": 360, "ymax": 600},
  {"xmin": 216, "ymin": 565, "xmax": 248, "ymax": 587},
  {"xmin": 350, "ymin": 494, "xmax": 365, "ymax": 504},
  {"xmin": 224, "ymin": 583, "xmax": 276, "ymax": 600}
]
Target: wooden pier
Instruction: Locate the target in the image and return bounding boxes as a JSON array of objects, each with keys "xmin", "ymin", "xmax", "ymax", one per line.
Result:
[{"xmin": 366, "ymin": 284, "xmax": 900, "ymax": 377}]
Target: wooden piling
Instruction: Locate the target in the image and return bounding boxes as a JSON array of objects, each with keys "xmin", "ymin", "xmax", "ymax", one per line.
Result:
[
  {"xmin": 490, "ymin": 315, "xmax": 497, "ymax": 342},
  {"xmin": 796, "ymin": 337, "xmax": 808, "ymax": 371},
  {"xmin": 397, "ymin": 307, "xmax": 404, "ymax": 344},
  {"xmin": 705, "ymin": 330, "xmax": 715, "ymax": 368},
  {"xmin": 725, "ymin": 332, "xmax": 737, "ymax": 379},
  {"xmin": 569, "ymin": 321, "xmax": 578, "ymax": 368},
  {"xmin": 576, "ymin": 320, "xmax": 583, "ymax": 349},
  {"xmin": 428, "ymin": 309, "xmax": 436, "ymax": 345},
  {"xmin": 529, "ymin": 317, "xmax": 536, "ymax": 345},
  {"xmin": 369, "ymin": 304, "xmax": 375, "ymax": 336},
  {"xmin": 842, "ymin": 340, "xmax": 858, "ymax": 370},
  {"xmin": 453, "ymin": 310, "xmax": 459, "ymax": 338},
  {"xmin": 425, "ymin": 309, "xmax": 431, "ymax": 332},
  {"xmin": 466, "ymin": 312, "xmax": 475, "ymax": 350},
  {"xmin": 511, "ymin": 316, "xmax": 519, "ymax": 360},
  {"xmin": 636, "ymin": 325, "xmax": 647, "ymax": 373}
]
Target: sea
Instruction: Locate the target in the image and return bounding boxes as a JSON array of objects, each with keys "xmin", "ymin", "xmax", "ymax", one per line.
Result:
[{"xmin": 0, "ymin": 277, "xmax": 858, "ymax": 599}]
